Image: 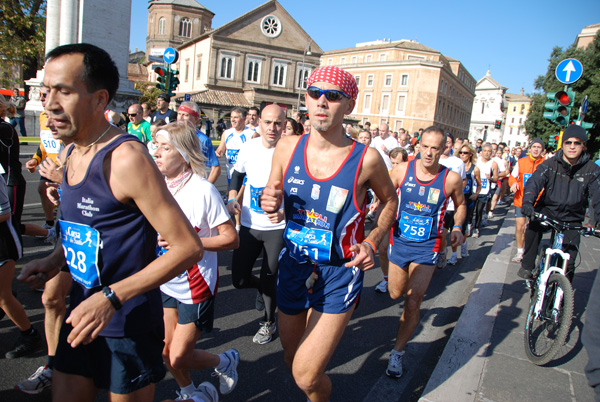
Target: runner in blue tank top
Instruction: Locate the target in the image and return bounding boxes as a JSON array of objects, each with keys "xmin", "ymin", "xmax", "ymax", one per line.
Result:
[
  {"xmin": 17, "ymin": 44, "xmax": 204, "ymax": 402},
  {"xmin": 385, "ymin": 127, "xmax": 466, "ymax": 379},
  {"xmin": 261, "ymin": 66, "xmax": 398, "ymax": 402}
]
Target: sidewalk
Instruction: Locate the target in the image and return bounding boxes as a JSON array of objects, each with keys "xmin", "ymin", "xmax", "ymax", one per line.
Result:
[{"xmin": 420, "ymin": 214, "xmax": 599, "ymax": 402}]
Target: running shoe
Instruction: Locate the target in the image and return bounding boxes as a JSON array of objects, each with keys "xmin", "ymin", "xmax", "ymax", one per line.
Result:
[
  {"xmin": 174, "ymin": 390, "xmax": 193, "ymax": 401},
  {"xmin": 436, "ymin": 252, "xmax": 447, "ymax": 269},
  {"xmin": 386, "ymin": 350, "xmax": 403, "ymax": 378},
  {"xmin": 5, "ymin": 329, "xmax": 42, "ymax": 359},
  {"xmin": 42, "ymin": 223, "xmax": 54, "ymax": 230},
  {"xmin": 253, "ymin": 321, "xmax": 276, "ymax": 345},
  {"xmin": 191, "ymin": 382, "xmax": 219, "ymax": 402},
  {"xmin": 255, "ymin": 291, "xmax": 265, "ymax": 311},
  {"xmin": 45, "ymin": 227, "xmax": 57, "ymax": 244},
  {"xmin": 488, "ymin": 211, "xmax": 494, "ymax": 219},
  {"xmin": 213, "ymin": 349, "xmax": 239, "ymax": 394},
  {"xmin": 375, "ymin": 279, "xmax": 388, "ymax": 293},
  {"xmin": 517, "ymin": 267, "xmax": 533, "ymax": 280},
  {"xmin": 472, "ymin": 229, "xmax": 479, "ymax": 238},
  {"xmin": 447, "ymin": 254, "xmax": 458, "ymax": 265},
  {"xmin": 461, "ymin": 242, "xmax": 469, "ymax": 258},
  {"xmin": 15, "ymin": 365, "xmax": 52, "ymax": 394},
  {"xmin": 512, "ymin": 251, "xmax": 523, "ymax": 263}
]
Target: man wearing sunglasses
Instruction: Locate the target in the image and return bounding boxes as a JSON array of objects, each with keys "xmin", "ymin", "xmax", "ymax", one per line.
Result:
[
  {"xmin": 127, "ymin": 104, "xmax": 152, "ymax": 144},
  {"xmin": 261, "ymin": 66, "xmax": 397, "ymax": 402},
  {"xmin": 518, "ymin": 124, "xmax": 600, "ymax": 281}
]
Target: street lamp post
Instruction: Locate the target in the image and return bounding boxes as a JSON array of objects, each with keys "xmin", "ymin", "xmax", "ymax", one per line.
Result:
[{"xmin": 296, "ymin": 41, "xmax": 312, "ymax": 111}]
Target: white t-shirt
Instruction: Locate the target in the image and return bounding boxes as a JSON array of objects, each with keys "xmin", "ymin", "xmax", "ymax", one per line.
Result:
[
  {"xmin": 160, "ymin": 174, "xmax": 231, "ymax": 304},
  {"xmin": 475, "ymin": 159, "xmax": 494, "ymax": 195},
  {"xmin": 223, "ymin": 127, "xmax": 253, "ymax": 179},
  {"xmin": 234, "ymin": 137, "xmax": 285, "ymax": 231},
  {"xmin": 371, "ymin": 135, "xmax": 398, "ymax": 170},
  {"xmin": 439, "ymin": 155, "xmax": 466, "ymax": 211}
]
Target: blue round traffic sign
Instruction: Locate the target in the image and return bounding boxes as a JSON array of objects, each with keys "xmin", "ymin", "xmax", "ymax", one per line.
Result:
[
  {"xmin": 555, "ymin": 58, "xmax": 583, "ymax": 85},
  {"xmin": 163, "ymin": 47, "xmax": 179, "ymax": 64}
]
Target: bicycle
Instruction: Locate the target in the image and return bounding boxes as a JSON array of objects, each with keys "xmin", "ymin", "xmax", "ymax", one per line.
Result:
[{"xmin": 523, "ymin": 212, "xmax": 600, "ymax": 365}]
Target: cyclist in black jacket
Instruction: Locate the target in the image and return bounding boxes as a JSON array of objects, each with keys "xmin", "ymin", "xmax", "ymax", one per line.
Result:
[{"xmin": 518, "ymin": 124, "xmax": 600, "ymax": 281}]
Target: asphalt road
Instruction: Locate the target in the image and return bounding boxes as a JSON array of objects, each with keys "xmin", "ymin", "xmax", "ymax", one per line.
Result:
[{"xmin": 0, "ymin": 146, "xmax": 503, "ymax": 401}]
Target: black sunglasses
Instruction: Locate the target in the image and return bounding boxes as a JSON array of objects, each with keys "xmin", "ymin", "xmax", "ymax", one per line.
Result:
[
  {"xmin": 563, "ymin": 140, "xmax": 583, "ymax": 146},
  {"xmin": 128, "ymin": 113, "xmax": 138, "ymax": 117},
  {"xmin": 306, "ymin": 86, "xmax": 348, "ymax": 102}
]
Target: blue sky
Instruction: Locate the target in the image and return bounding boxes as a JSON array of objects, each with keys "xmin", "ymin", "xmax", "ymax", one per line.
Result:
[{"xmin": 130, "ymin": 0, "xmax": 600, "ymax": 96}]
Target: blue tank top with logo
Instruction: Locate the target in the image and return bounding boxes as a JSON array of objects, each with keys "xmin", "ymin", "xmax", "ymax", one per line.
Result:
[
  {"xmin": 59, "ymin": 134, "xmax": 161, "ymax": 337},
  {"xmin": 282, "ymin": 134, "xmax": 367, "ymax": 265},
  {"xmin": 392, "ymin": 159, "xmax": 449, "ymax": 251}
]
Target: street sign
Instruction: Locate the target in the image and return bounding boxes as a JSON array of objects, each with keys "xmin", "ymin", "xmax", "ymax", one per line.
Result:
[
  {"xmin": 555, "ymin": 58, "xmax": 583, "ymax": 84},
  {"xmin": 163, "ymin": 47, "xmax": 179, "ymax": 64},
  {"xmin": 184, "ymin": 94, "xmax": 191, "ymax": 101},
  {"xmin": 582, "ymin": 95, "xmax": 589, "ymax": 113}
]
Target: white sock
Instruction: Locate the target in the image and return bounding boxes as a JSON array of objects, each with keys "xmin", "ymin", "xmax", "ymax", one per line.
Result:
[
  {"xmin": 180, "ymin": 383, "xmax": 196, "ymax": 396},
  {"xmin": 390, "ymin": 349, "xmax": 402, "ymax": 356},
  {"xmin": 517, "ymin": 248, "xmax": 523, "ymax": 254},
  {"xmin": 216, "ymin": 354, "xmax": 229, "ymax": 371}
]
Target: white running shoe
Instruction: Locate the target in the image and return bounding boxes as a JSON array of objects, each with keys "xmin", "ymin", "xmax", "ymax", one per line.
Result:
[
  {"xmin": 447, "ymin": 254, "xmax": 458, "ymax": 265},
  {"xmin": 386, "ymin": 350, "xmax": 403, "ymax": 378},
  {"xmin": 461, "ymin": 242, "xmax": 469, "ymax": 258},
  {"xmin": 191, "ymin": 382, "xmax": 219, "ymax": 402},
  {"xmin": 375, "ymin": 279, "xmax": 388, "ymax": 293},
  {"xmin": 472, "ymin": 229, "xmax": 480, "ymax": 238},
  {"xmin": 488, "ymin": 211, "xmax": 494, "ymax": 219},
  {"xmin": 253, "ymin": 321, "xmax": 276, "ymax": 345},
  {"xmin": 15, "ymin": 365, "xmax": 52, "ymax": 395},
  {"xmin": 512, "ymin": 251, "xmax": 524, "ymax": 263},
  {"xmin": 213, "ymin": 349, "xmax": 239, "ymax": 394},
  {"xmin": 175, "ymin": 390, "xmax": 194, "ymax": 401},
  {"xmin": 45, "ymin": 227, "xmax": 57, "ymax": 244},
  {"xmin": 436, "ymin": 251, "xmax": 447, "ymax": 269}
]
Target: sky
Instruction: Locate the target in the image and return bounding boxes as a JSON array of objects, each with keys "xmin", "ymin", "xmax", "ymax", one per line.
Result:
[{"xmin": 129, "ymin": 0, "xmax": 600, "ymax": 96}]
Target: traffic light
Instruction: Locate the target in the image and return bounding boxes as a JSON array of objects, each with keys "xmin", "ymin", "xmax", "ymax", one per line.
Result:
[
  {"xmin": 543, "ymin": 90, "xmax": 575, "ymax": 127},
  {"xmin": 155, "ymin": 66, "xmax": 168, "ymax": 91},
  {"xmin": 167, "ymin": 69, "xmax": 180, "ymax": 97},
  {"xmin": 494, "ymin": 120, "xmax": 502, "ymax": 129},
  {"xmin": 548, "ymin": 135, "xmax": 558, "ymax": 148}
]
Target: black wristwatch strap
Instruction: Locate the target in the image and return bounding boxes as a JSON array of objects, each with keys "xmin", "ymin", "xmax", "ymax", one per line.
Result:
[{"xmin": 102, "ymin": 286, "xmax": 122, "ymax": 310}]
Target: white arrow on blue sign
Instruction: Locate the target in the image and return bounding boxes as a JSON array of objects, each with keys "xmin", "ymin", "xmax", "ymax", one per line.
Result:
[
  {"xmin": 555, "ymin": 58, "xmax": 583, "ymax": 84},
  {"xmin": 163, "ymin": 47, "xmax": 179, "ymax": 64}
]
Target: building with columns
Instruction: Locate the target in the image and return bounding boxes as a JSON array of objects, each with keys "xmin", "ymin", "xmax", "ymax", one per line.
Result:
[
  {"xmin": 468, "ymin": 71, "xmax": 507, "ymax": 144},
  {"xmin": 321, "ymin": 39, "xmax": 476, "ymax": 138}
]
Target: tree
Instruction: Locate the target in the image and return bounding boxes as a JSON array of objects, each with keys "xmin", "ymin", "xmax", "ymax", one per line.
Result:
[
  {"xmin": 0, "ymin": 0, "xmax": 46, "ymax": 88},
  {"xmin": 135, "ymin": 81, "xmax": 160, "ymax": 107},
  {"xmin": 525, "ymin": 32, "xmax": 600, "ymax": 155}
]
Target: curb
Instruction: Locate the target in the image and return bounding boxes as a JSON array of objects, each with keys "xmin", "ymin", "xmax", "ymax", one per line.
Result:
[{"xmin": 419, "ymin": 215, "xmax": 516, "ymax": 402}]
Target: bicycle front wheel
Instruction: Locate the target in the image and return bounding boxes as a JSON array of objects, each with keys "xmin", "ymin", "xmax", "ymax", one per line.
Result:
[{"xmin": 524, "ymin": 273, "xmax": 574, "ymax": 365}]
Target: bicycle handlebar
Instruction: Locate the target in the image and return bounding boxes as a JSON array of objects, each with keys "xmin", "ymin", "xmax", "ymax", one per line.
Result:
[{"xmin": 533, "ymin": 212, "xmax": 600, "ymax": 238}]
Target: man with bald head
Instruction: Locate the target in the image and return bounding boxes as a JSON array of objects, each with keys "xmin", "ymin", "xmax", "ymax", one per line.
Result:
[
  {"xmin": 227, "ymin": 105, "xmax": 286, "ymax": 345},
  {"xmin": 127, "ymin": 104, "xmax": 151, "ymax": 144},
  {"xmin": 261, "ymin": 66, "xmax": 398, "ymax": 401},
  {"xmin": 371, "ymin": 122, "xmax": 398, "ymax": 170},
  {"xmin": 177, "ymin": 101, "xmax": 221, "ymax": 184}
]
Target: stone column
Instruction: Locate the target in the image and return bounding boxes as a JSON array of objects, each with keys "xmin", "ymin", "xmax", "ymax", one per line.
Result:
[
  {"xmin": 59, "ymin": 0, "xmax": 78, "ymax": 45},
  {"xmin": 45, "ymin": 0, "xmax": 61, "ymax": 54}
]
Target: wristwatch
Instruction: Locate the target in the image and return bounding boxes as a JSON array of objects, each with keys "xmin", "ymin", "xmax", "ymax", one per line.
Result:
[{"xmin": 102, "ymin": 286, "xmax": 122, "ymax": 310}]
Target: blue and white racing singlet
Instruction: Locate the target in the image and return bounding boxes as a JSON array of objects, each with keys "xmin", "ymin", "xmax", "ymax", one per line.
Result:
[
  {"xmin": 282, "ymin": 135, "xmax": 368, "ymax": 265},
  {"xmin": 391, "ymin": 160, "xmax": 449, "ymax": 252}
]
